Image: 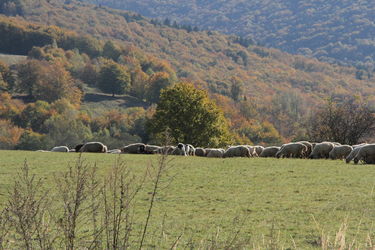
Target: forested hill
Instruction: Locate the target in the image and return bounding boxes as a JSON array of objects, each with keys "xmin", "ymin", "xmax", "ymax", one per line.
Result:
[
  {"xmin": 0, "ymin": 0, "xmax": 373, "ymax": 104},
  {"xmin": 0, "ymin": 0, "xmax": 374, "ymax": 144},
  {"xmin": 81, "ymin": 0, "xmax": 375, "ymax": 70}
]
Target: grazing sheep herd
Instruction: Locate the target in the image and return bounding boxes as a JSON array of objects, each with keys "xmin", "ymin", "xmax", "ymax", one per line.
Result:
[{"xmin": 39, "ymin": 140, "xmax": 375, "ymax": 165}]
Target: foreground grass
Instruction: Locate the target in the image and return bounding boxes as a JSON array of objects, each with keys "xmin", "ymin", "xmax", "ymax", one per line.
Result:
[{"xmin": 0, "ymin": 150, "xmax": 375, "ymax": 248}]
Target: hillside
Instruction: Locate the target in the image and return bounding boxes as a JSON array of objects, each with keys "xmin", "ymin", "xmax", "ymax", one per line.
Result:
[
  {"xmin": 0, "ymin": 0, "xmax": 373, "ymax": 105},
  {"xmin": 0, "ymin": 0, "xmax": 374, "ymax": 148},
  {"xmin": 82, "ymin": 0, "xmax": 375, "ymax": 70}
]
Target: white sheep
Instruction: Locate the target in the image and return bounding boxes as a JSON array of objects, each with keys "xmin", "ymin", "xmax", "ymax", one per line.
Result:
[
  {"xmin": 223, "ymin": 145, "xmax": 251, "ymax": 158},
  {"xmin": 195, "ymin": 147, "xmax": 206, "ymax": 157},
  {"xmin": 309, "ymin": 142, "xmax": 334, "ymax": 159},
  {"xmin": 353, "ymin": 144, "xmax": 375, "ymax": 164},
  {"xmin": 254, "ymin": 146, "xmax": 264, "ymax": 156},
  {"xmin": 329, "ymin": 145, "xmax": 352, "ymax": 160},
  {"xmin": 172, "ymin": 143, "xmax": 187, "ymax": 156},
  {"xmin": 206, "ymin": 148, "xmax": 225, "ymax": 158},
  {"xmin": 259, "ymin": 146, "xmax": 280, "ymax": 157},
  {"xmin": 276, "ymin": 143, "xmax": 307, "ymax": 158},
  {"xmin": 51, "ymin": 146, "xmax": 69, "ymax": 152}
]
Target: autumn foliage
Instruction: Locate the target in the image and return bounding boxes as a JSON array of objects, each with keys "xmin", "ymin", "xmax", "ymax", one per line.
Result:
[{"xmin": 0, "ymin": 4, "xmax": 373, "ymax": 149}]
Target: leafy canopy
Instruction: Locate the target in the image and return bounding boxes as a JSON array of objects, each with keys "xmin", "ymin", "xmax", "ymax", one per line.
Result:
[
  {"xmin": 147, "ymin": 82, "xmax": 232, "ymax": 147},
  {"xmin": 97, "ymin": 59, "xmax": 131, "ymax": 97}
]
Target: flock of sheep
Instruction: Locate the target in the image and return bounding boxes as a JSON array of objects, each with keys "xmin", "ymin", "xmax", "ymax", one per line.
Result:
[{"xmin": 44, "ymin": 141, "xmax": 375, "ymax": 164}]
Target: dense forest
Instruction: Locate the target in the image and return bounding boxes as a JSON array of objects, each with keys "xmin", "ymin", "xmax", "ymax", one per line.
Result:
[
  {"xmin": 0, "ymin": 15, "xmax": 283, "ymax": 149},
  {"xmin": 0, "ymin": 0, "xmax": 374, "ymax": 149},
  {"xmin": 82, "ymin": 0, "xmax": 375, "ymax": 70}
]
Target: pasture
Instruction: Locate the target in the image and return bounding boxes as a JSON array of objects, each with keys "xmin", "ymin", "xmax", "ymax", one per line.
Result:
[{"xmin": 0, "ymin": 150, "xmax": 375, "ymax": 248}]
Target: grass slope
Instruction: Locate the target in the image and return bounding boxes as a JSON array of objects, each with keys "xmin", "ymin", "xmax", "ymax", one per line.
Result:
[
  {"xmin": 0, "ymin": 150, "xmax": 374, "ymax": 248},
  {"xmin": 0, "ymin": 53, "xmax": 26, "ymax": 65}
]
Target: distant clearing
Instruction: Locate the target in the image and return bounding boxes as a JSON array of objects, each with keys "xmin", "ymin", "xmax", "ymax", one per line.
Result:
[
  {"xmin": 81, "ymin": 92, "xmax": 148, "ymax": 116},
  {"xmin": 0, "ymin": 150, "xmax": 374, "ymax": 248},
  {"xmin": 0, "ymin": 53, "xmax": 27, "ymax": 65}
]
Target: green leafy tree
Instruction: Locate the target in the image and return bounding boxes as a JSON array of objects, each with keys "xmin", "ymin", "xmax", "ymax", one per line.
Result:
[
  {"xmin": 102, "ymin": 41, "xmax": 121, "ymax": 61},
  {"xmin": 0, "ymin": 61, "xmax": 15, "ymax": 92},
  {"xmin": 0, "ymin": 73, "xmax": 6, "ymax": 92},
  {"xmin": 146, "ymin": 72, "xmax": 174, "ymax": 103},
  {"xmin": 79, "ymin": 62, "xmax": 99, "ymax": 86},
  {"xmin": 147, "ymin": 82, "xmax": 232, "ymax": 147},
  {"xmin": 98, "ymin": 60, "xmax": 131, "ymax": 97},
  {"xmin": 44, "ymin": 100, "xmax": 93, "ymax": 147},
  {"xmin": 15, "ymin": 130, "xmax": 48, "ymax": 150},
  {"xmin": 14, "ymin": 101, "xmax": 52, "ymax": 133},
  {"xmin": 230, "ymin": 76, "xmax": 244, "ymax": 101}
]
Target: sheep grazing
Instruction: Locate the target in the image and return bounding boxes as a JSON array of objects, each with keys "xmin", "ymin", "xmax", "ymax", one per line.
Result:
[
  {"xmin": 254, "ymin": 146, "xmax": 264, "ymax": 156},
  {"xmin": 296, "ymin": 141, "xmax": 313, "ymax": 158},
  {"xmin": 51, "ymin": 146, "xmax": 69, "ymax": 152},
  {"xmin": 144, "ymin": 145, "xmax": 161, "ymax": 154},
  {"xmin": 206, "ymin": 148, "xmax": 225, "ymax": 158},
  {"xmin": 259, "ymin": 146, "xmax": 280, "ymax": 158},
  {"xmin": 80, "ymin": 142, "xmax": 108, "ymax": 153},
  {"xmin": 329, "ymin": 145, "xmax": 353, "ymax": 160},
  {"xmin": 75, "ymin": 144, "xmax": 84, "ymax": 153},
  {"xmin": 345, "ymin": 145, "xmax": 365, "ymax": 163},
  {"xmin": 223, "ymin": 145, "xmax": 251, "ymax": 158},
  {"xmin": 244, "ymin": 145, "xmax": 258, "ymax": 157},
  {"xmin": 121, "ymin": 143, "xmax": 146, "ymax": 154},
  {"xmin": 352, "ymin": 143, "xmax": 367, "ymax": 149},
  {"xmin": 195, "ymin": 147, "xmax": 206, "ymax": 157},
  {"xmin": 108, "ymin": 149, "xmax": 122, "ymax": 154},
  {"xmin": 172, "ymin": 143, "xmax": 187, "ymax": 156},
  {"xmin": 276, "ymin": 143, "xmax": 307, "ymax": 158},
  {"xmin": 353, "ymin": 144, "xmax": 375, "ymax": 164},
  {"xmin": 185, "ymin": 144, "xmax": 196, "ymax": 156},
  {"xmin": 152, "ymin": 146, "xmax": 174, "ymax": 155},
  {"xmin": 309, "ymin": 142, "xmax": 334, "ymax": 159}
]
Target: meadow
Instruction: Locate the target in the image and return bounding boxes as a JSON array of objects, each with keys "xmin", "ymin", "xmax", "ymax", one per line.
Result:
[{"xmin": 0, "ymin": 150, "xmax": 375, "ymax": 249}]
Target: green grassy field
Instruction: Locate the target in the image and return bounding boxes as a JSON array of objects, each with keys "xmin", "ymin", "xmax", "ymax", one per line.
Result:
[{"xmin": 0, "ymin": 150, "xmax": 374, "ymax": 249}]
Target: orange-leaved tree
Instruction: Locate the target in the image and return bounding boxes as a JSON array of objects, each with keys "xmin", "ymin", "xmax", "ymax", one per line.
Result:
[{"xmin": 16, "ymin": 60, "xmax": 82, "ymax": 105}]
